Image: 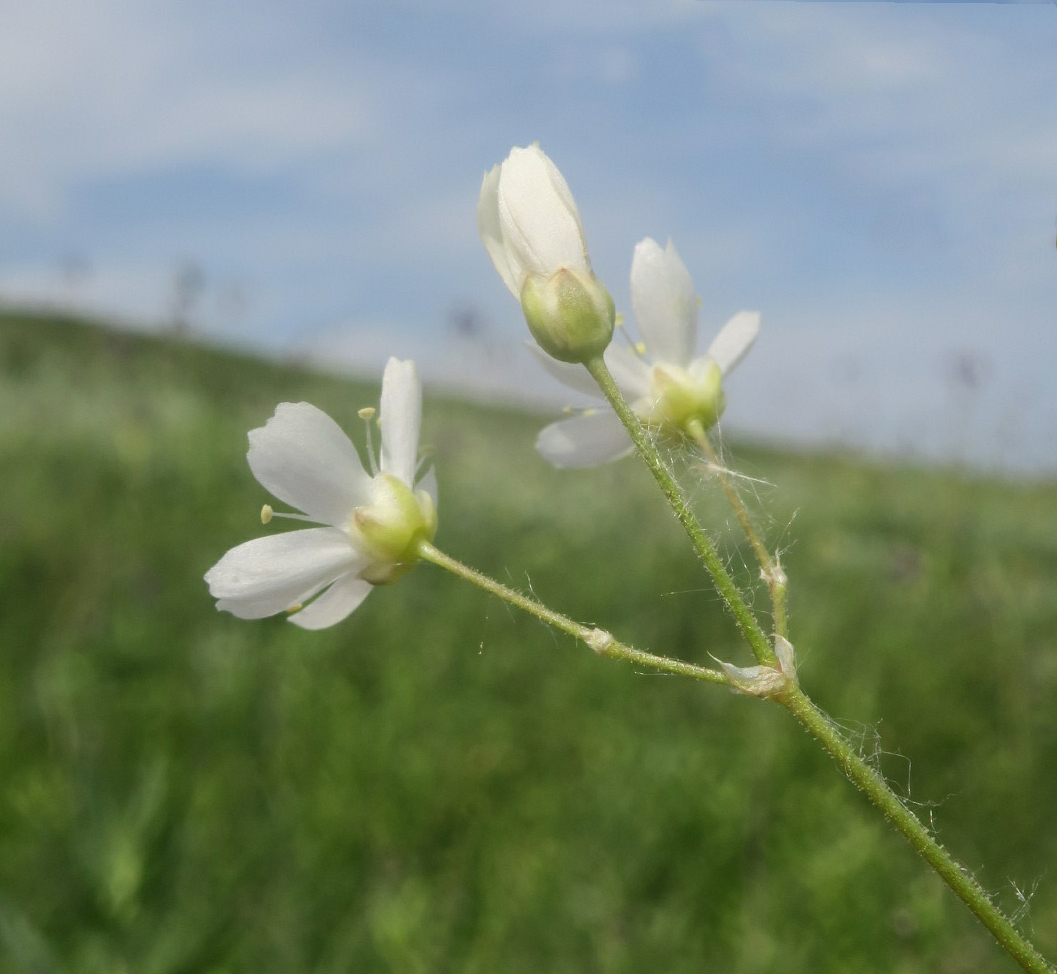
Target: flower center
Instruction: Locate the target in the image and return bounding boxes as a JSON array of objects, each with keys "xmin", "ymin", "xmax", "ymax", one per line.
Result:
[
  {"xmin": 348, "ymin": 473, "xmax": 438, "ymax": 585},
  {"xmin": 637, "ymin": 360, "xmax": 726, "ymax": 435}
]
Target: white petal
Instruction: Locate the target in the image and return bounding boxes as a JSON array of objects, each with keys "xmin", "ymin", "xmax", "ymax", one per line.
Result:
[
  {"xmin": 604, "ymin": 344, "xmax": 651, "ymax": 400},
  {"xmin": 630, "ymin": 238, "xmax": 698, "ymax": 367},
  {"xmin": 477, "ymin": 164, "xmax": 520, "ymax": 297},
  {"xmin": 205, "ymin": 527, "xmax": 362, "ymax": 619},
  {"xmin": 248, "ymin": 402, "xmax": 371, "ymax": 527},
  {"xmin": 525, "ymin": 342, "xmax": 602, "ymax": 399},
  {"xmin": 535, "ymin": 410, "xmax": 633, "ymax": 468},
  {"xmin": 706, "ymin": 311, "xmax": 760, "ymax": 376},
  {"xmin": 497, "ymin": 145, "xmax": 590, "ymax": 282},
  {"xmin": 417, "ymin": 464, "xmax": 438, "ymax": 507},
  {"xmin": 288, "ymin": 574, "xmax": 374, "ymax": 630},
  {"xmin": 538, "ymin": 147, "xmax": 583, "ymax": 235},
  {"xmin": 379, "ymin": 358, "xmax": 421, "ymax": 487}
]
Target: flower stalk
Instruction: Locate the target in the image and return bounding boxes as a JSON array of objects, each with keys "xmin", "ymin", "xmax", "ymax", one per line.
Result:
[
  {"xmin": 688, "ymin": 418, "xmax": 788, "ymax": 640},
  {"xmin": 416, "ymin": 540, "xmax": 727, "ymax": 685}
]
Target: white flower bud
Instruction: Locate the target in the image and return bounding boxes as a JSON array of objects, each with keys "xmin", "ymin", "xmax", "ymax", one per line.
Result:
[{"xmin": 479, "ymin": 144, "xmax": 614, "ymax": 363}]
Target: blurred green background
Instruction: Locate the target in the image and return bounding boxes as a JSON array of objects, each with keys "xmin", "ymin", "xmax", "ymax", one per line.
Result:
[{"xmin": 2, "ymin": 310, "xmax": 1056, "ymax": 973}]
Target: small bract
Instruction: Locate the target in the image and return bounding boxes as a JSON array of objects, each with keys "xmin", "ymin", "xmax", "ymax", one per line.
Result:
[
  {"xmin": 534, "ymin": 237, "xmax": 761, "ymax": 468},
  {"xmin": 204, "ymin": 358, "xmax": 437, "ymax": 629},
  {"xmin": 478, "ymin": 144, "xmax": 614, "ymax": 364}
]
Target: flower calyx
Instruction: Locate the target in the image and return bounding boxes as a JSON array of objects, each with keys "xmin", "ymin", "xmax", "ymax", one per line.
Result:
[
  {"xmin": 348, "ymin": 473, "xmax": 437, "ymax": 585},
  {"xmin": 520, "ymin": 267, "xmax": 615, "ymax": 364},
  {"xmin": 639, "ymin": 358, "xmax": 726, "ymax": 436}
]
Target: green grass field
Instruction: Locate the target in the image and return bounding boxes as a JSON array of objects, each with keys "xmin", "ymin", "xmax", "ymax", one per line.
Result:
[{"xmin": 2, "ymin": 309, "xmax": 1056, "ymax": 973}]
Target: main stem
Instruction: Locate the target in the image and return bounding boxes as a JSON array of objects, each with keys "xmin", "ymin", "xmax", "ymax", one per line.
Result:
[
  {"xmin": 781, "ymin": 686, "xmax": 1054, "ymax": 974},
  {"xmin": 584, "ymin": 356, "xmax": 776, "ymax": 667},
  {"xmin": 416, "ymin": 540, "xmax": 726, "ymax": 685},
  {"xmin": 583, "ymin": 356, "xmax": 1051, "ymax": 972}
]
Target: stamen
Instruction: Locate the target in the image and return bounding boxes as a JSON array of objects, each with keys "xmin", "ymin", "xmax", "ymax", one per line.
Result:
[
  {"xmin": 261, "ymin": 505, "xmax": 317, "ymax": 524},
  {"xmin": 615, "ymin": 317, "xmax": 649, "ymax": 361},
  {"xmin": 286, "ymin": 603, "xmax": 303, "ymax": 613},
  {"xmin": 359, "ymin": 406, "xmax": 379, "ymax": 475}
]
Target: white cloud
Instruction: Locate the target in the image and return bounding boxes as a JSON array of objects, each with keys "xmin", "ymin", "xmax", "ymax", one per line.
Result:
[
  {"xmin": 1, "ymin": 0, "xmax": 1054, "ymax": 471},
  {"xmin": 0, "ymin": 0, "xmax": 376, "ymax": 220}
]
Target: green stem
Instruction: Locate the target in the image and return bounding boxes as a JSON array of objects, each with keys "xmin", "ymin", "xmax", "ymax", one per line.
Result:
[
  {"xmin": 780, "ymin": 685, "xmax": 1054, "ymax": 974},
  {"xmin": 688, "ymin": 419, "xmax": 788, "ymax": 640},
  {"xmin": 585, "ymin": 356, "xmax": 1051, "ymax": 971},
  {"xmin": 416, "ymin": 540, "xmax": 726, "ymax": 685},
  {"xmin": 584, "ymin": 355, "xmax": 776, "ymax": 667}
]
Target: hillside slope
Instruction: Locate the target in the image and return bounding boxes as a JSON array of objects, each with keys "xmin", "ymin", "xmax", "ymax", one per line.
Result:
[{"xmin": 2, "ymin": 310, "xmax": 1056, "ymax": 973}]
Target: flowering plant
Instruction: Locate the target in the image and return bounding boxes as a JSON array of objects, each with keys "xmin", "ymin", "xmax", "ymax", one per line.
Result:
[{"xmin": 205, "ymin": 145, "xmax": 1053, "ymax": 974}]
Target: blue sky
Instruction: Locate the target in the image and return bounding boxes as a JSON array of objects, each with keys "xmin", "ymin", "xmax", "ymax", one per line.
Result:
[{"xmin": 2, "ymin": 0, "xmax": 1055, "ymax": 470}]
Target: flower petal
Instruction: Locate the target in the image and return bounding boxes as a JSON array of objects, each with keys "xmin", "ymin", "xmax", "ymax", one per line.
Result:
[
  {"xmin": 379, "ymin": 358, "xmax": 422, "ymax": 487},
  {"xmin": 706, "ymin": 311, "xmax": 760, "ymax": 376},
  {"xmin": 417, "ymin": 463, "xmax": 438, "ymax": 507},
  {"xmin": 525, "ymin": 341, "xmax": 602, "ymax": 399},
  {"xmin": 497, "ymin": 145, "xmax": 590, "ymax": 283},
  {"xmin": 630, "ymin": 238, "xmax": 698, "ymax": 367},
  {"xmin": 477, "ymin": 164, "xmax": 520, "ymax": 297},
  {"xmin": 604, "ymin": 344, "xmax": 650, "ymax": 400},
  {"xmin": 535, "ymin": 410, "xmax": 633, "ymax": 468},
  {"xmin": 205, "ymin": 527, "xmax": 362, "ymax": 619},
  {"xmin": 248, "ymin": 402, "xmax": 371, "ymax": 527},
  {"xmin": 288, "ymin": 574, "xmax": 374, "ymax": 630}
]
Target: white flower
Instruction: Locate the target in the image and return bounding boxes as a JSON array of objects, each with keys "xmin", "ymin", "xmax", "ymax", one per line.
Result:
[
  {"xmin": 478, "ymin": 143, "xmax": 614, "ymax": 364},
  {"xmin": 204, "ymin": 358, "xmax": 437, "ymax": 630},
  {"xmin": 534, "ymin": 237, "xmax": 761, "ymax": 468}
]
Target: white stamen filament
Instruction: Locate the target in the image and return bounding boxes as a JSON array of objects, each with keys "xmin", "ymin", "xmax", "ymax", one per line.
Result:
[
  {"xmin": 359, "ymin": 407, "xmax": 380, "ymax": 476},
  {"xmin": 267, "ymin": 510, "xmax": 317, "ymax": 523}
]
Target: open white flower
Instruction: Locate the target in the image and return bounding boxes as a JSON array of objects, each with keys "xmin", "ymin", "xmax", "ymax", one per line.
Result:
[
  {"xmin": 204, "ymin": 358, "xmax": 437, "ymax": 630},
  {"xmin": 534, "ymin": 237, "xmax": 761, "ymax": 468},
  {"xmin": 478, "ymin": 143, "xmax": 614, "ymax": 364}
]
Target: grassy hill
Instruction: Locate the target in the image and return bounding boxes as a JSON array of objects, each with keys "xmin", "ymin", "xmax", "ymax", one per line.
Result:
[{"xmin": 1, "ymin": 309, "xmax": 1056, "ymax": 973}]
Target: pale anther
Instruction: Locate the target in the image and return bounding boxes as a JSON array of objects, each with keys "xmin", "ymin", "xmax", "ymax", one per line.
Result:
[{"xmin": 261, "ymin": 504, "xmax": 273, "ymax": 524}]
